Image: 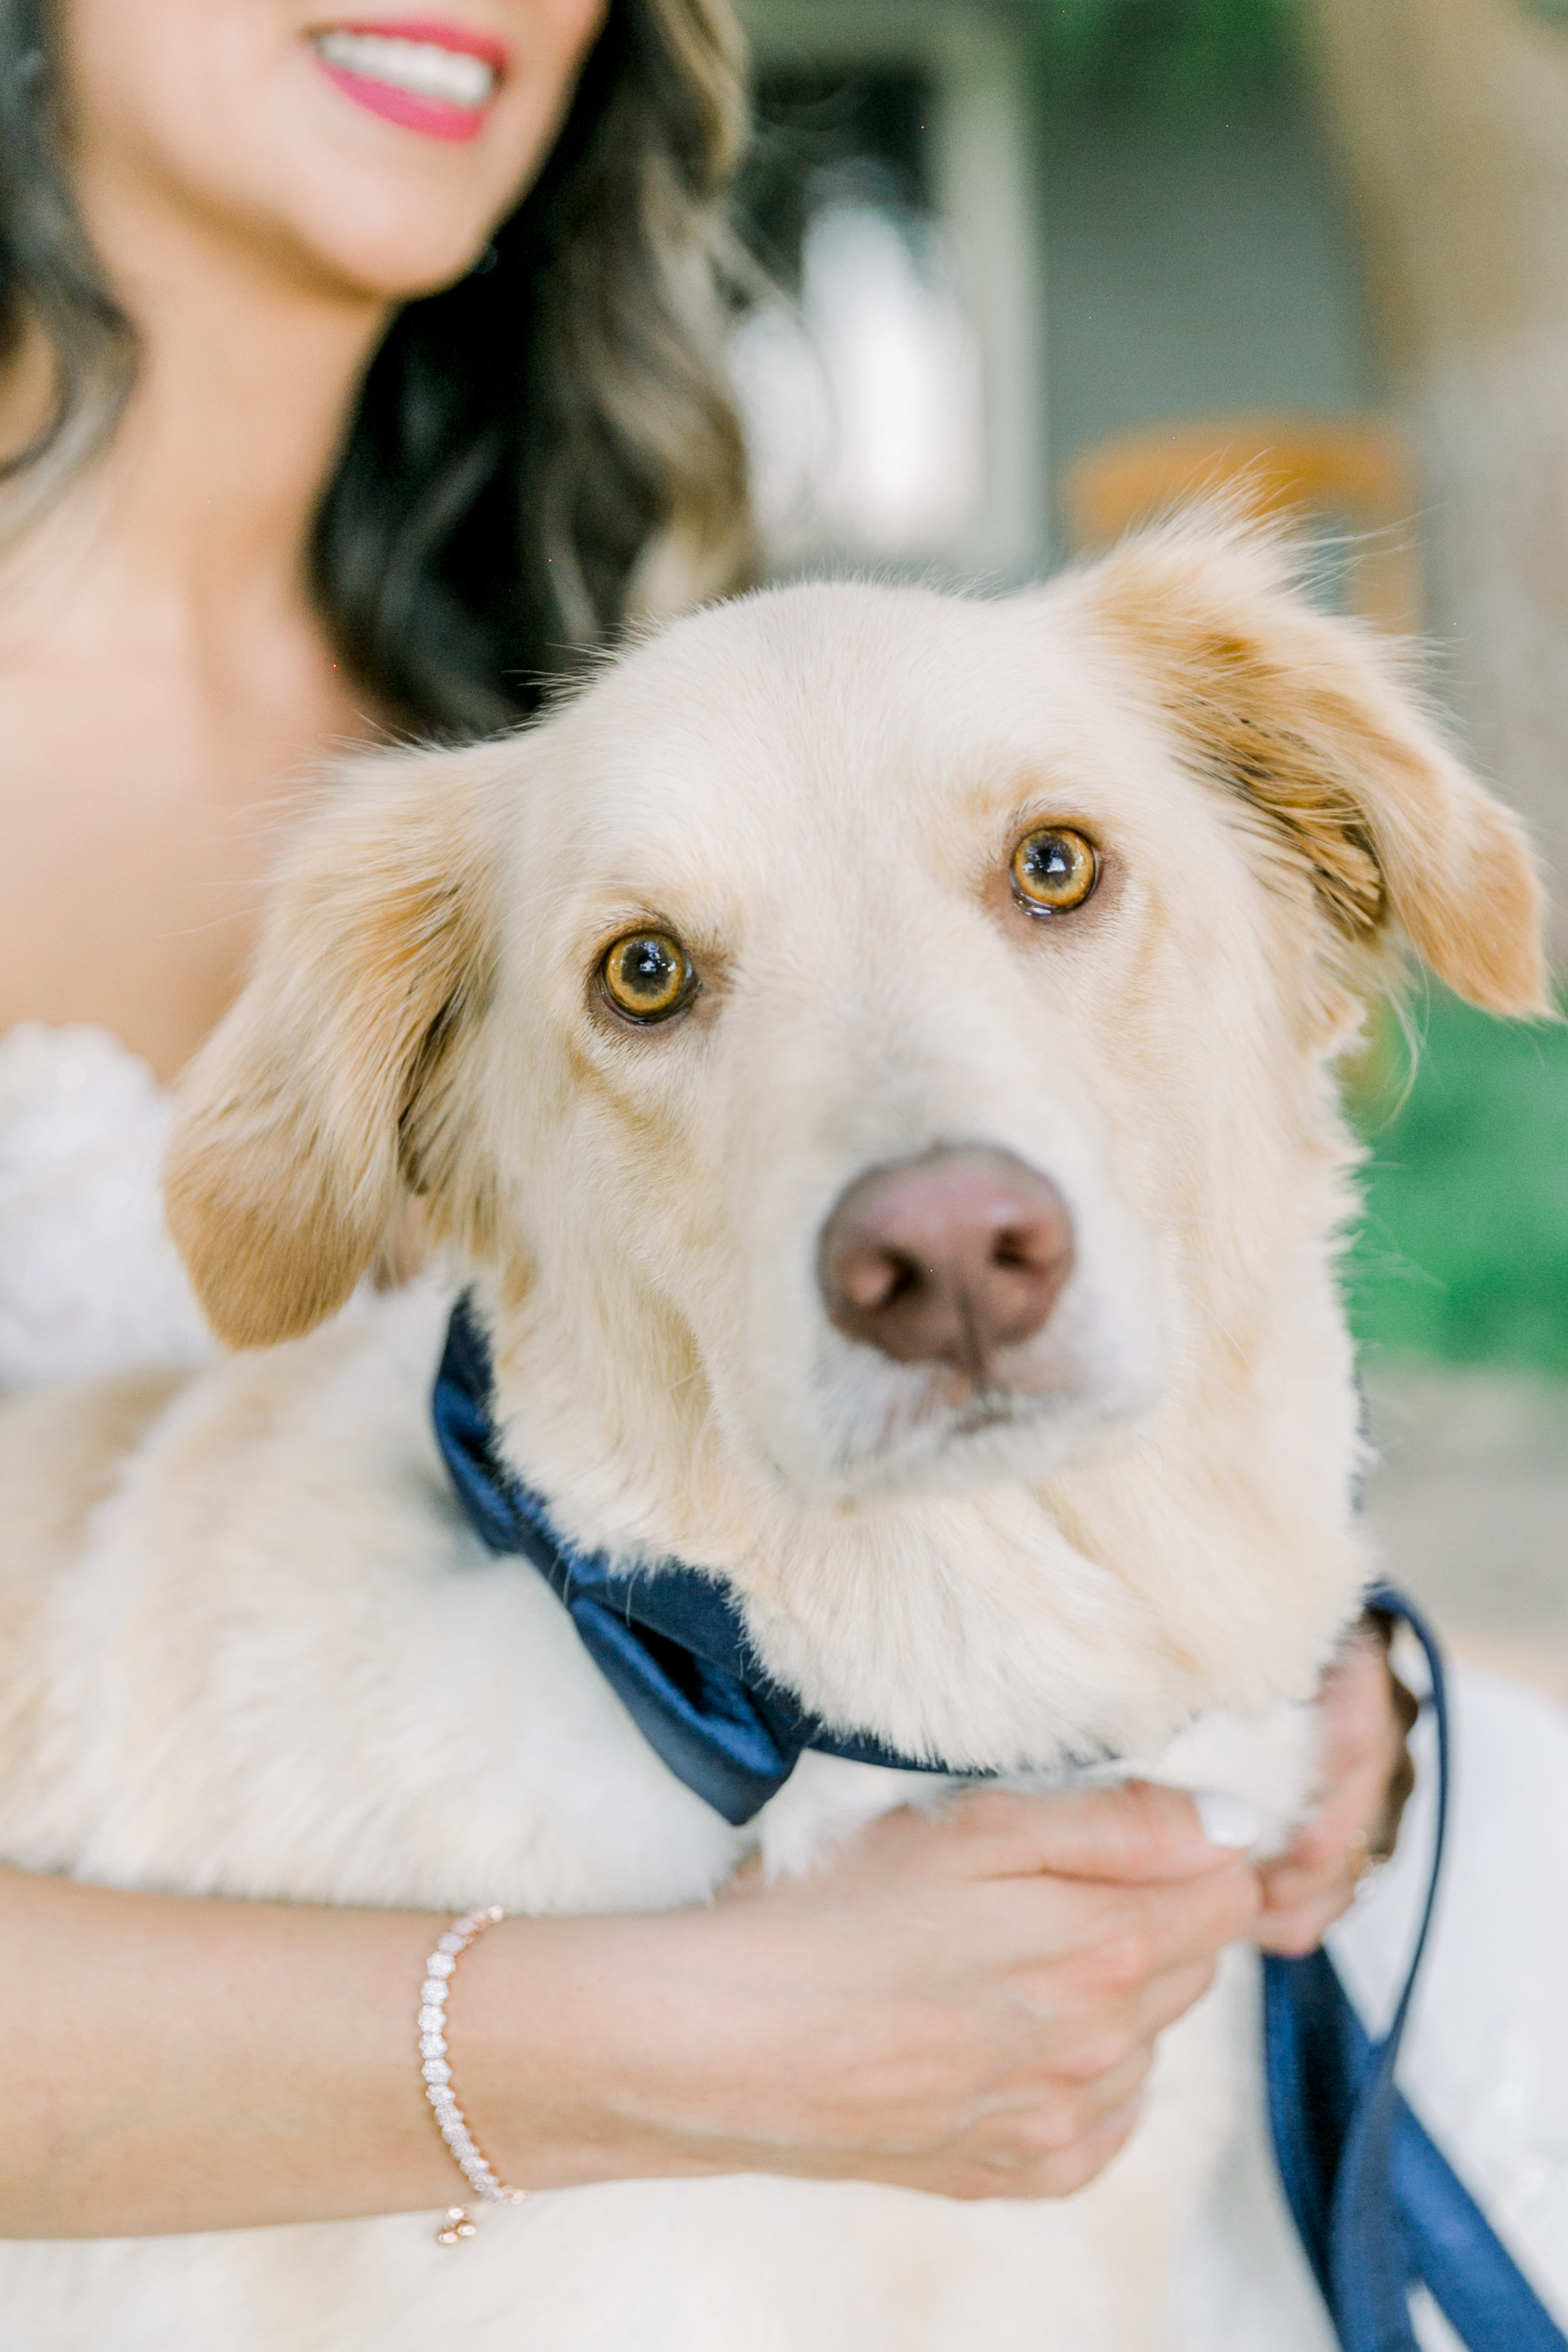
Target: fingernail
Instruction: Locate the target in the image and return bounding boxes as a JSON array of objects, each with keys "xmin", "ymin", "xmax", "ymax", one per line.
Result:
[{"xmin": 1194, "ymin": 1790, "xmax": 1259, "ymax": 1850}]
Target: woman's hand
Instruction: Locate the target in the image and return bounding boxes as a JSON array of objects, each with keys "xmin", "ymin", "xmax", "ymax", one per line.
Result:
[
  {"xmin": 483, "ymin": 1636, "xmax": 1419, "ymax": 2202},
  {"xmin": 479, "ymin": 1782, "xmax": 1261, "ymax": 2203},
  {"xmin": 1254, "ymin": 1626, "xmax": 1418, "ymax": 1957}
]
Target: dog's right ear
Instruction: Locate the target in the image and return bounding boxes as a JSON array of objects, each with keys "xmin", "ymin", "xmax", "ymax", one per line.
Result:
[{"xmin": 165, "ymin": 740, "xmax": 509, "ymax": 1351}]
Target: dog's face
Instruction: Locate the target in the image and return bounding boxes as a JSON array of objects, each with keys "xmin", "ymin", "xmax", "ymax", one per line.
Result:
[
  {"xmin": 467, "ymin": 586, "xmax": 1308, "ymax": 1508},
  {"xmin": 167, "ymin": 521, "xmax": 1546, "ymax": 1546},
  {"xmin": 489, "ymin": 582, "xmax": 1196, "ymax": 1504}
]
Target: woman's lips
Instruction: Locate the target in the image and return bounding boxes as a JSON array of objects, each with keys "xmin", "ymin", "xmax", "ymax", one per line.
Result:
[{"xmin": 310, "ymin": 20, "xmax": 508, "ymax": 144}]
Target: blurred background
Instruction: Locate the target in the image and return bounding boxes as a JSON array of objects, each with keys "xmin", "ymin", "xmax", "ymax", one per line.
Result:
[{"xmin": 728, "ymin": 0, "xmax": 1568, "ymax": 1692}]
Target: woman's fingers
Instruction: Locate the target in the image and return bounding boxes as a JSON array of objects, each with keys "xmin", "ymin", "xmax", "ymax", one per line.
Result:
[
  {"xmin": 1015, "ymin": 2096, "xmax": 1146, "ymax": 2200},
  {"xmin": 1009, "ymin": 1953, "xmax": 1218, "ymax": 2098},
  {"xmin": 963, "ymin": 2094, "xmax": 1148, "ymax": 2203},
  {"xmin": 1000, "ymin": 1848, "xmax": 1259, "ymax": 2002},
  {"xmin": 938, "ymin": 1777, "xmax": 1261, "ymax": 1888},
  {"xmin": 867, "ymin": 2056, "xmax": 1156, "ymax": 2203},
  {"xmin": 874, "ymin": 2097, "xmax": 1149, "ymax": 2205},
  {"xmin": 960, "ymin": 2051, "xmax": 1158, "ymax": 2194},
  {"xmin": 1312, "ymin": 1631, "xmax": 1413, "ymax": 1800},
  {"xmin": 1255, "ymin": 1631, "xmax": 1418, "ymax": 1957}
]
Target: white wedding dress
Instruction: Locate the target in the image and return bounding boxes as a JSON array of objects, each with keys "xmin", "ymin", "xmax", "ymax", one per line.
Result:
[
  {"xmin": 1, "ymin": 1020, "xmax": 1564, "ymax": 2349},
  {"xmin": 0, "ymin": 1022, "xmax": 211, "ymax": 1388}
]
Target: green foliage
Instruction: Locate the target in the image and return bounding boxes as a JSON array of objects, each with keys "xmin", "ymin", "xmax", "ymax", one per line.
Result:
[
  {"xmin": 1029, "ymin": 0, "xmax": 1300, "ymax": 124},
  {"xmin": 1346, "ymin": 992, "xmax": 1568, "ymax": 1375}
]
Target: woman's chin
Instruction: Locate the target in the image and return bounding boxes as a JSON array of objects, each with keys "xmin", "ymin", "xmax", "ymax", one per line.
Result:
[{"xmin": 272, "ymin": 196, "xmax": 506, "ymax": 308}]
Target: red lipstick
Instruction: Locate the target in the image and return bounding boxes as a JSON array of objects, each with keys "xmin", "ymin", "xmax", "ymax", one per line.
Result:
[{"xmin": 311, "ymin": 20, "xmax": 509, "ymax": 146}]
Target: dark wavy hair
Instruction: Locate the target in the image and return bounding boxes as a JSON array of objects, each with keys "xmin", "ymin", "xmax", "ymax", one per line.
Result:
[{"xmin": 0, "ymin": 0, "xmax": 754, "ymax": 734}]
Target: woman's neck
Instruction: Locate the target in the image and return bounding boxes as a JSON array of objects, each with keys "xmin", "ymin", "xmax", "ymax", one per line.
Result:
[{"xmin": 0, "ymin": 185, "xmax": 399, "ymax": 1081}]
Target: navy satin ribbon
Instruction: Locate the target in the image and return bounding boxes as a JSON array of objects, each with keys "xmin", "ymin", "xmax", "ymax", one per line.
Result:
[
  {"xmin": 433, "ymin": 1295, "xmax": 960, "ymax": 1824},
  {"xmin": 433, "ymin": 1297, "xmax": 1563, "ymax": 2349}
]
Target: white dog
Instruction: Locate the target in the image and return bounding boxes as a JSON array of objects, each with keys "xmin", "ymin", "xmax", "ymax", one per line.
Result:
[{"xmin": 0, "ymin": 517, "xmax": 1545, "ymax": 2350}]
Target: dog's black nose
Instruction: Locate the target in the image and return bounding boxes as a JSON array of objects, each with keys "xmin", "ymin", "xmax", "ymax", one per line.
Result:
[{"xmin": 818, "ymin": 1146, "xmax": 1074, "ymax": 1375}]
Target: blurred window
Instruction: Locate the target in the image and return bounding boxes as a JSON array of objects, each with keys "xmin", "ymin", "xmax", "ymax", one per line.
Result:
[
  {"xmin": 731, "ymin": 2, "xmax": 1043, "ymax": 581},
  {"xmin": 734, "ymin": 70, "xmax": 981, "ymax": 562}
]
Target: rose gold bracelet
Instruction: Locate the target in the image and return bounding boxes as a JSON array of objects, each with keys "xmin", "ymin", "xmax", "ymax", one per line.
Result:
[{"xmin": 417, "ymin": 1905, "xmax": 528, "ymax": 2242}]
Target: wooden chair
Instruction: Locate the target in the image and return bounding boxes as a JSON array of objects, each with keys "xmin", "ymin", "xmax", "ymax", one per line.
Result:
[{"xmin": 1058, "ymin": 412, "xmax": 1420, "ymax": 630}]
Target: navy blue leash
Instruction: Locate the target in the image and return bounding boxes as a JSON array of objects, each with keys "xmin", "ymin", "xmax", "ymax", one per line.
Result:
[
  {"xmin": 1264, "ymin": 1586, "xmax": 1564, "ymax": 2350},
  {"xmin": 433, "ymin": 1298, "xmax": 1564, "ymax": 2349}
]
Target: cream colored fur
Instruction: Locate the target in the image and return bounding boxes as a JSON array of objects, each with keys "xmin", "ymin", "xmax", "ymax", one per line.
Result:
[{"xmin": 0, "ymin": 519, "xmax": 1546, "ymax": 2350}]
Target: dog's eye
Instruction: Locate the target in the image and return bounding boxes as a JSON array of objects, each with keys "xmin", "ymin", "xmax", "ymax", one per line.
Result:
[
  {"xmin": 1010, "ymin": 826, "xmax": 1098, "ymax": 915},
  {"xmin": 600, "ymin": 930, "xmax": 696, "ymax": 1023}
]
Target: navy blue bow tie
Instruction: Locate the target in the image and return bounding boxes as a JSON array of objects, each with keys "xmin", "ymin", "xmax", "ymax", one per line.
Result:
[
  {"xmin": 431, "ymin": 1294, "xmax": 963, "ymax": 1825},
  {"xmin": 431, "ymin": 1296, "xmax": 1564, "ymax": 2352}
]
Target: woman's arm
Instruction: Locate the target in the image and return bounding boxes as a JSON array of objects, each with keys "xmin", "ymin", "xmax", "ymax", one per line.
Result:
[
  {"xmin": 4, "ymin": 1781, "xmax": 1259, "ymax": 2237},
  {"xmin": 6, "ymin": 1647, "xmax": 1410, "ymax": 2239}
]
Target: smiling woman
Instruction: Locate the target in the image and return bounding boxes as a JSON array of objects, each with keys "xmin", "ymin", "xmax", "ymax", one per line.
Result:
[
  {"xmin": 0, "ymin": 0, "xmax": 753, "ymax": 1078},
  {"xmin": 0, "ymin": 0, "xmax": 750, "ymax": 756}
]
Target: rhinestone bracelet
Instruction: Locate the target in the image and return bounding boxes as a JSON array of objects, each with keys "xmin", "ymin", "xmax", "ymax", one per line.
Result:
[{"xmin": 418, "ymin": 1905, "xmax": 527, "ymax": 2242}]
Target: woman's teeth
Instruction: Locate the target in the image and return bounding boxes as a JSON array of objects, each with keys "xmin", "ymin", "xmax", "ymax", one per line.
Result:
[{"xmin": 313, "ymin": 29, "xmax": 496, "ymax": 110}]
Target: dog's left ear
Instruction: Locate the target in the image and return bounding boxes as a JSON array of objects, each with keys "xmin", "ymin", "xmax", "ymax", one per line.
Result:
[
  {"xmin": 166, "ymin": 739, "xmax": 510, "ymax": 1351},
  {"xmin": 1079, "ymin": 515, "xmax": 1550, "ymax": 1016}
]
